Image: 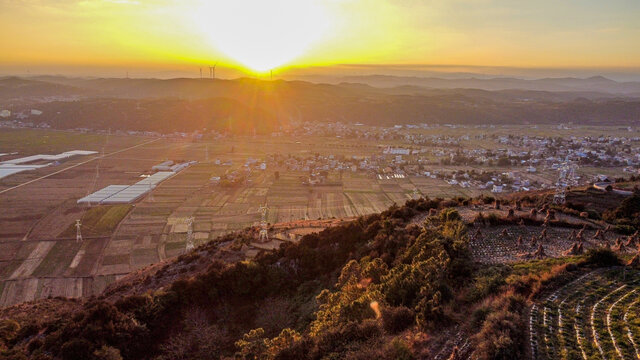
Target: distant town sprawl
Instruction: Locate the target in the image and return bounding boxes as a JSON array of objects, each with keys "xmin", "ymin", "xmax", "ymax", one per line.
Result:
[{"xmin": 1, "ymin": 117, "xmax": 639, "ymax": 194}]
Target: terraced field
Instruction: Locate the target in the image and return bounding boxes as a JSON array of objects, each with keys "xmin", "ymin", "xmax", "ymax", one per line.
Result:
[
  {"xmin": 469, "ymin": 225, "xmax": 623, "ymax": 264},
  {"xmin": 530, "ymin": 268, "xmax": 640, "ymax": 360}
]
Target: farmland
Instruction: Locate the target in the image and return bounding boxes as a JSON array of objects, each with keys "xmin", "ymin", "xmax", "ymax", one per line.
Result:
[
  {"xmin": 530, "ymin": 268, "xmax": 640, "ymax": 360},
  {"xmin": 0, "ymin": 125, "xmax": 637, "ymax": 306}
]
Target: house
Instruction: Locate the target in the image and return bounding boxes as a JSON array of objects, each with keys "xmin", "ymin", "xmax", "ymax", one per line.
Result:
[
  {"xmin": 595, "ymin": 174, "xmax": 613, "ymax": 183},
  {"xmin": 492, "ymin": 185, "xmax": 504, "ymax": 193}
]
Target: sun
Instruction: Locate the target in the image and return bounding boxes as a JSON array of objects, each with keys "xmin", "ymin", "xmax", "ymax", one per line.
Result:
[{"xmin": 191, "ymin": 0, "xmax": 332, "ymax": 73}]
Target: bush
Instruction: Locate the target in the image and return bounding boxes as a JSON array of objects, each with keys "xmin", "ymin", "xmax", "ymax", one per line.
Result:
[
  {"xmin": 440, "ymin": 208, "xmax": 461, "ymax": 222},
  {"xmin": 0, "ymin": 319, "xmax": 20, "ymax": 346},
  {"xmin": 387, "ymin": 338, "xmax": 414, "ymax": 360},
  {"xmin": 472, "ymin": 310, "xmax": 526, "ymax": 360},
  {"xmin": 60, "ymin": 339, "xmax": 94, "ymax": 360},
  {"xmin": 314, "ymin": 320, "xmax": 382, "ymax": 357},
  {"xmin": 486, "ymin": 213, "xmax": 500, "ymax": 226},
  {"xmin": 482, "ymin": 196, "xmax": 495, "ymax": 204},
  {"xmin": 582, "ymin": 248, "xmax": 622, "ymax": 267},
  {"xmin": 615, "ymin": 225, "xmax": 636, "ymax": 235},
  {"xmin": 381, "ymin": 306, "xmax": 414, "ymax": 334}
]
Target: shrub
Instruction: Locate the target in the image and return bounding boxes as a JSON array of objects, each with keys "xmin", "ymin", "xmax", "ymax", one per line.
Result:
[
  {"xmin": 472, "ymin": 310, "xmax": 526, "ymax": 360},
  {"xmin": 582, "ymin": 248, "xmax": 622, "ymax": 267},
  {"xmin": 381, "ymin": 306, "xmax": 414, "ymax": 334},
  {"xmin": 60, "ymin": 339, "xmax": 94, "ymax": 360},
  {"xmin": 314, "ymin": 321, "xmax": 382, "ymax": 357},
  {"xmin": 615, "ymin": 225, "xmax": 636, "ymax": 235},
  {"xmin": 387, "ymin": 338, "xmax": 414, "ymax": 360},
  {"xmin": 486, "ymin": 213, "xmax": 500, "ymax": 226},
  {"xmin": 482, "ymin": 196, "xmax": 495, "ymax": 204},
  {"xmin": 0, "ymin": 319, "xmax": 20, "ymax": 347},
  {"xmin": 440, "ymin": 208, "xmax": 461, "ymax": 222},
  {"xmin": 93, "ymin": 345, "xmax": 123, "ymax": 360}
]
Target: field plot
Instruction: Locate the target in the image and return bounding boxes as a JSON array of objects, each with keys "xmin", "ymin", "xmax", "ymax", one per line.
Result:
[
  {"xmin": 468, "ymin": 225, "xmax": 623, "ymax": 264},
  {"xmin": 344, "ymin": 191, "xmax": 393, "ymax": 216},
  {"xmin": 95, "ymin": 164, "xmax": 212, "ymax": 276},
  {"xmin": 58, "ymin": 205, "xmax": 132, "ymax": 238},
  {"xmin": 0, "ymin": 126, "xmax": 634, "ymax": 309},
  {"xmin": 530, "ymin": 268, "xmax": 640, "ymax": 360}
]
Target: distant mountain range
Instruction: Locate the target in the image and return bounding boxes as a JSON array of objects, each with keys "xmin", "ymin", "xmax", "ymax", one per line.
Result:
[
  {"xmin": 0, "ymin": 75, "xmax": 639, "ymax": 132},
  {"xmin": 290, "ymin": 74, "xmax": 640, "ymax": 96}
]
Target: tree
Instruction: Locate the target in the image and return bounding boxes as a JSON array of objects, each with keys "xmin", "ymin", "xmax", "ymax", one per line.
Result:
[
  {"xmin": 94, "ymin": 346, "xmax": 123, "ymax": 360},
  {"xmin": 236, "ymin": 328, "xmax": 268, "ymax": 360}
]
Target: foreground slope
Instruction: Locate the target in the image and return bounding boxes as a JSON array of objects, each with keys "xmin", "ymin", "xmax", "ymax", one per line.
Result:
[{"xmin": 0, "ymin": 189, "xmax": 639, "ymax": 359}]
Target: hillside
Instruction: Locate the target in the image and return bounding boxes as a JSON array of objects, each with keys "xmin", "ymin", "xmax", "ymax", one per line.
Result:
[
  {"xmin": 0, "ymin": 188, "xmax": 639, "ymax": 360},
  {"xmin": 2, "ymin": 77, "xmax": 640, "ymax": 133},
  {"xmin": 320, "ymin": 75, "xmax": 640, "ymax": 95}
]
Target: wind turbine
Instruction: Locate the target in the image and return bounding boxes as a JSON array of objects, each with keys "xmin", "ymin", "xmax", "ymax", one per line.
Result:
[{"xmin": 211, "ymin": 62, "xmax": 218, "ymax": 79}]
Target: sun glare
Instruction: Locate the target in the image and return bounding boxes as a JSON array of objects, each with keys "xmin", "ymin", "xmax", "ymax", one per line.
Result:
[{"xmin": 191, "ymin": 0, "xmax": 332, "ymax": 73}]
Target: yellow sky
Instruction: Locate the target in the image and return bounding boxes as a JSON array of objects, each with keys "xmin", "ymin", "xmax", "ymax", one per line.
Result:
[{"xmin": 1, "ymin": 0, "xmax": 640, "ymax": 75}]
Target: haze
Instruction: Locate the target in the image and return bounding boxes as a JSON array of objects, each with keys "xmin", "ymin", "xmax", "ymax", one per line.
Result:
[{"xmin": 2, "ymin": 0, "xmax": 640, "ymax": 78}]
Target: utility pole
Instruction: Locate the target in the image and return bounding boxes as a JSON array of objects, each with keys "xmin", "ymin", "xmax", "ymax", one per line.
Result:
[{"xmin": 185, "ymin": 217, "xmax": 195, "ymax": 251}]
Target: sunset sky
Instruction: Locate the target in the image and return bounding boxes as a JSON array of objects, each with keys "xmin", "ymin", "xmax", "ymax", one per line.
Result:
[{"xmin": 1, "ymin": 0, "xmax": 640, "ymax": 77}]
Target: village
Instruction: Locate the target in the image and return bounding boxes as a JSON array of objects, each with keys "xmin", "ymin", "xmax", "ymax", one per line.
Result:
[
  {"xmin": 2, "ymin": 115, "xmax": 640, "ymax": 195},
  {"xmin": 212, "ymin": 122, "xmax": 640, "ymax": 195}
]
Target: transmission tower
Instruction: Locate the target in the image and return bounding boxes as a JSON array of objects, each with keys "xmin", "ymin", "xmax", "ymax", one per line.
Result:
[
  {"xmin": 412, "ymin": 188, "xmax": 421, "ymax": 200},
  {"xmin": 553, "ymin": 159, "xmax": 579, "ymax": 205},
  {"xmin": 185, "ymin": 217, "xmax": 195, "ymax": 252},
  {"xmin": 75, "ymin": 219, "xmax": 83, "ymax": 243},
  {"xmin": 258, "ymin": 204, "xmax": 269, "ymax": 242}
]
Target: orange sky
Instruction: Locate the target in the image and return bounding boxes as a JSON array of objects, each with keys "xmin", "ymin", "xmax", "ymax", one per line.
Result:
[{"xmin": 1, "ymin": 0, "xmax": 640, "ymax": 76}]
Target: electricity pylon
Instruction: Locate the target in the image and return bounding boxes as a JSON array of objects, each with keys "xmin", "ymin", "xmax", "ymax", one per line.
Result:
[
  {"xmin": 75, "ymin": 219, "xmax": 82, "ymax": 243},
  {"xmin": 258, "ymin": 204, "xmax": 269, "ymax": 242}
]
